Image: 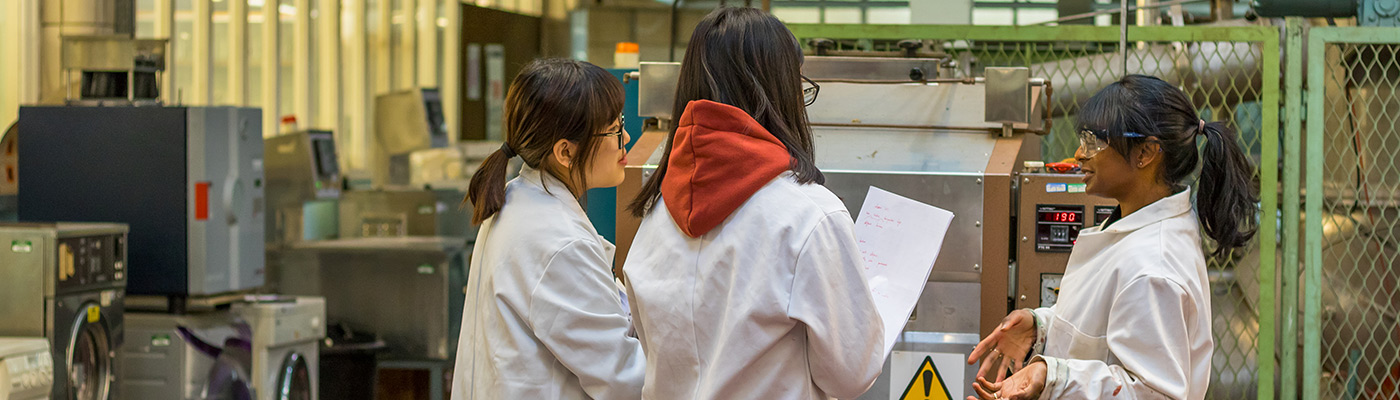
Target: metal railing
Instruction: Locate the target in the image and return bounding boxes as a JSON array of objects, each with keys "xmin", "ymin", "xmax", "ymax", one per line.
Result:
[{"xmin": 1299, "ymin": 24, "xmax": 1400, "ymax": 400}]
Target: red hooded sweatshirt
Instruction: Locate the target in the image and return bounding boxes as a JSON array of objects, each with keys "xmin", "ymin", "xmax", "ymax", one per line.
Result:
[{"xmin": 661, "ymin": 100, "xmax": 794, "ymax": 237}]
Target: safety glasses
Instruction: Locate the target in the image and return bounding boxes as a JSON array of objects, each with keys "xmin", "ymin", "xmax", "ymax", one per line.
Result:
[{"xmin": 1076, "ymin": 128, "xmax": 1147, "ymax": 159}]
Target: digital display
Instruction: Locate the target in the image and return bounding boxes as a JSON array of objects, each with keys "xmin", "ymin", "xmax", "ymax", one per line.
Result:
[
  {"xmin": 1038, "ymin": 211, "xmax": 1080, "ymax": 223},
  {"xmin": 1034, "ymin": 205, "xmax": 1085, "ymax": 253}
]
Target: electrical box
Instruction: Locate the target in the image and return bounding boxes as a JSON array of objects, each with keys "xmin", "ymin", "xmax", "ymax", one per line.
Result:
[{"xmin": 1015, "ymin": 172, "xmax": 1116, "ymax": 309}]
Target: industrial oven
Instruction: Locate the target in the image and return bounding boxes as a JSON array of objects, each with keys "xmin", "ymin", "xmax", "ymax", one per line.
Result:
[{"xmin": 616, "ymin": 57, "xmax": 1114, "ymax": 399}]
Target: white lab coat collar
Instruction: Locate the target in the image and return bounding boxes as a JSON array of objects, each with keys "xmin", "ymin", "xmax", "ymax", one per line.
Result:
[
  {"xmin": 1092, "ymin": 188, "xmax": 1193, "ymax": 234},
  {"xmin": 513, "ymin": 164, "xmax": 614, "ymax": 258},
  {"xmin": 1069, "ymin": 189, "xmax": 1193, "ymax": 270},
  {"xmin": 517, "ymin": 164, "xmax": 589, "ymax": 219}
]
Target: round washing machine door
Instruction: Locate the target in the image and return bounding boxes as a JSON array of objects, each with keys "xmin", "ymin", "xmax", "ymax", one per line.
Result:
[
  {"xmin": 64, "ymin": 304, "xmax": 112, "ymax": 400},
  {"xmin": 274, "ymin": 352, "xmax": 312, "ymax": 400}
]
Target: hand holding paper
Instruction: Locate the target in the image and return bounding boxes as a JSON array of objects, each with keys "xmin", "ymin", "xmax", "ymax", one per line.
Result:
[{"xmin": 854, "ymin": 187, "xmax": 955, "ymax": 357}]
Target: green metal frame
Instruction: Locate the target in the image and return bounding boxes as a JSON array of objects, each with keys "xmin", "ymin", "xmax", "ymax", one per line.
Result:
[
  {"xmin": 1300, "ymin": 25, "xmax": 1400, "ymax": 400},
  {"xmin": 788, "ymin": 23, "xmax": 1283, "ymax": 43},
  {"xmin": 787, "ymin": 23, "xmax": 1281, "ymax": 399},
  {"xmin": 1282, "ymin": 17, "xmax": 1305, "ymax": 400}
]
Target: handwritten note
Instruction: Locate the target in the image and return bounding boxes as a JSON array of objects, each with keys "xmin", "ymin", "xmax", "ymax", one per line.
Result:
[{"xmin": 855, "ymin": 187, "xmax": 955, "ymax": 356}]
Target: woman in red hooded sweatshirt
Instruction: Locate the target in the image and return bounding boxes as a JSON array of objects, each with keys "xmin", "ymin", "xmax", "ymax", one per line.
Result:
[{"xmin": 621, "ymin": 7, "xmax": 885, "ymax": 400}]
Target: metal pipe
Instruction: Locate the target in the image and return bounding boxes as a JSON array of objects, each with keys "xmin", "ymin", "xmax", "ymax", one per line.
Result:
[
  {"xmin": 1035, "ymin": 39, "xmax": 1261, "ymax": 117},
  {"xmin": 811, "ymin": 122, "xmax": 1047, "ymax": 135},
  {"xmin": 1037, "ymin": 0, "xmax": 1209, "ymax": 25},
  {"xmin": 1120, "ymin": 0, "xmax": 1129, "ymax": 74},
  {"xmin": 810, "ymin": 78, "xmax": 977, "ymax": 85},
  {"xmin": 669, "ymin": 0, "xmax": 681, "ymax": 62},
  {"xmin": 1253, "ymin": 0, "xmax": 1358, "ymax": 18},
  {"xmin": 1302, "ymin": 25, "xmax": 1326, "ymax": 400},
  {"xmin": 1211, "ymin": 0, "xmax": 1233, "ymax": 20}
]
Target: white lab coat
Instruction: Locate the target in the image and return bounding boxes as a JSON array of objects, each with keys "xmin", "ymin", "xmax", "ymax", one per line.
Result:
[
  {"xmin": 1027, "ymin": 190, "xmax": 1212, "ymax": 400},
  {"xmin": 450, "ymin": 165, "xmax": 645, "ymax": 400},
  {"xmin": 623, "ymin": 173, "xmax": 886, "ymax": 400}
]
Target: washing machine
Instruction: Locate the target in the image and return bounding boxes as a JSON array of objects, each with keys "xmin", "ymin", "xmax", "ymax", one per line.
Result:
[
  {"xmin": 0, "ymin": 337, "xmax": 54, "ymax": 400},
  {"xmin": 0, "ymin": 223, "xmax": 128, "ymax": 400},
  {"xmin": 232, "ymin": 297, "xmax": 324, "ymax": 400},
  {"xmin": 118, "ymin": 311, "xmax": 245, "ymax": 400}
]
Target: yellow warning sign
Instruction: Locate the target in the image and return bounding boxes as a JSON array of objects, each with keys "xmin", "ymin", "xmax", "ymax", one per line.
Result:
[
  {"xmin": 86, "ymin": 305, "xmax": 101, "ymax": 323},
  {"xmin": 899, "ymin": 355, "xmax": 953, "ymax": 400}
]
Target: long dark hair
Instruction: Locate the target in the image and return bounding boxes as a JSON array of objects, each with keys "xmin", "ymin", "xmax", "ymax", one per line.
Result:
[
  {"xmin": 1078, "ymin": 74, "xmax": 1258, "ymax": 259},
  {"xmin": 627, "ymin": 7, "xmax": 822, "ymax": 217},
  {"xmin": 467, "ymin": 58, "xmax": 624, "ymax": 224}
]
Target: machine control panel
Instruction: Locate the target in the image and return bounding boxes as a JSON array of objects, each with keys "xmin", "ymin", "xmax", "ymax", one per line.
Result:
[
  {"xmin": 1094, "ymin": 205, "xmax": 1115, "ymax": 226},
  {"xmin": 56, "ymin": 233, "xmax": 126, "ymax": 290},
  {"xmin": 1015, "ymin": 172, "xmax": 1117, "ymax": 310},
  {"xmin": 1034, "ymin": 204, "xmax": 1086, "ymax": 252}
]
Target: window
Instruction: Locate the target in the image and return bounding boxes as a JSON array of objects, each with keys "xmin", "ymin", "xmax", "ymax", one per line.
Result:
[
  {"xmin": 972, "ymin": 0, "xmax": 1060, "ymax": 25},
  {"xmin": 771, "ymin": 0, "xmax": 910, "ymax": 24}
]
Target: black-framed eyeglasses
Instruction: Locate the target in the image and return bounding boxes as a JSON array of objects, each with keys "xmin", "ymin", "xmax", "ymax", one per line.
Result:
[
  {"xmin": 802, "ymin": 75, "xmax": 820, "ymax": 107},
  {"xmin": 1077, "ymin": 128, "xmax": 1147, "ymax": 159},
  {"xmin": 595, "ymin": 114, "xmax": 626, "ymax": 149}
]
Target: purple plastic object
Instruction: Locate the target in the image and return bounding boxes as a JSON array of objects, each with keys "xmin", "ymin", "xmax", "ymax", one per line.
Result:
[{"xmin": 177, "ymin": 322, "xmax": 256, "ymax": 400}]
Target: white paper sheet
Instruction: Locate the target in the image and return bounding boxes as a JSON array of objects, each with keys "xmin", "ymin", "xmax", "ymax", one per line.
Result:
[{"xmin": 854, "ymin": 186, "xmax": 955, "ymax": 356}]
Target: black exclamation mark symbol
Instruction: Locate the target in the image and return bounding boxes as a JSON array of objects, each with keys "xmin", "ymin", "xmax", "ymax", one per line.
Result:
[{"xmin": 922, "ymin": 370, "xmax": 933, "ymax": 397}]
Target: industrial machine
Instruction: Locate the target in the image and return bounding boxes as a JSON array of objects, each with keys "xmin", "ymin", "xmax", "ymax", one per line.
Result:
[
  {"xmin": 265, "ymin": 130, "xmax": 343, "ymax": 246},
  {"xmin": 373, "ymin": 88, "xmax": 450, "ymax": 187},
  {"xmin": 336, "ymin": 189, "xmax": 476, "ymax": 242},
  {"xmin": 276, "ymin": 237, "xmax": 468, "ymax": 360},
  {"xmin": 404, "ymin": 141, "xmax": 505, "ymax": 191},
  {"xmin": 231, "ymin": 297, "xmax": 325, "ymax": 400},
  {"xmin": 59, "ymin": 36, "xmax": 167, "ymax": 105},
  {"xmin": 17, "ymin": 106, "xmax": 266, "ymax": 298},
  {"xmin": 1014, "ymin": 168, "xmax": 1118, "ymax": 310},
  {"xmin": 619, "ymin": 58, "xmax": 1120, "ymax": 399},
  {"xmin": 0, "ymin": 338, "xmax": 54, "ymax": 400},
  {"xmin": 118, "ymin": 311, "xmax": 243, "ymax": 400},
  {"xmin": 0, "ymin": 223, "xmax": 128, "ymax": 400}
]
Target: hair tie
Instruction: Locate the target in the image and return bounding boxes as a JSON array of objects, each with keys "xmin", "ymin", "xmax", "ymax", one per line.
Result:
[
  {"xmin": 1197, "ymin": 119, "xmax": 1207, "ymax": 136},
  {"xmin": 499, "ymin": 143, "xmax": 517, "ymax": 159}
]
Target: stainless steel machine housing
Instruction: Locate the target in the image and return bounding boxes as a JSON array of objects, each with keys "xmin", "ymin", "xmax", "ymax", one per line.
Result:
[
  {"xmin": 337, "ymin": 189, "xmax": 476, "ymax": 242},
  {"xmin": 0, "ymin": 223, "xmax": 129, "ymax": 400},
  {"xmin": 118, "ymin": 311, "xmax": 242, "ymax": 400},
  {"xmin": 619, "ymin": 57, "xmax": 1051, "ymax": 399},
  {"xmin": 231, "ymin": 297, "xmax": 325, "ymax": 400},
  {"xmin": 275, "ymin": 237, "xmax": 468, "ymax": 360},
  {"xmin": 264, "ymin": 130, "xmax": 342, "ymax": 247}
]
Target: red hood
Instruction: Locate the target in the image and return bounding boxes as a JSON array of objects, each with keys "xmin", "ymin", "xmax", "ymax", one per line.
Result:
[{"xmin": 661, "ymin": 100, "xmax": 792, "ymax": 238}]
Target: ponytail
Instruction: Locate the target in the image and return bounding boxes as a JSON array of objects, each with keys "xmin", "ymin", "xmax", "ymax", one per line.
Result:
[
  {"xmin": 462, "ymin": 58, "xmax": 625, "ymax": 225},
  {"xmin": 1195, "ymin": 121, "xmax": 1259, "ymax": 258},
  {"xmin": 466, "ymin": 145, "xmax": 515, "ymax": 225},
  {"xmin": 1079, "ymin": 75, "xmax": 1260, "ymax": 260}
]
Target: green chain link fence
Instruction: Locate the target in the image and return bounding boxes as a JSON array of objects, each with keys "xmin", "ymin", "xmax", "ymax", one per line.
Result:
[
  {"xmin": 1302, "ymin": 26, "xmax": 1400, "ymax": 400},
  {"xmin": 787, "ymin": 23, "xmax": 1281, "ymax": 400}
]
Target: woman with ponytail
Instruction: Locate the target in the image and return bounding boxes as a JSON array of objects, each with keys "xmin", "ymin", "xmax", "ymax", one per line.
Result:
[
  {"xmin": 451, "ymin": 58, "xmax": 643, "ymax": 400},
  {"xmin": 966, "ymin": 75, "xmax": 1258, "ymax": 400}
]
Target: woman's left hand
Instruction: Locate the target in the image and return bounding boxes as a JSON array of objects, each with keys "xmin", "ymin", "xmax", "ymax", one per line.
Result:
[{"xmin": 968, "ymin": 360, "xmax": 1047, "ymax": 400}]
